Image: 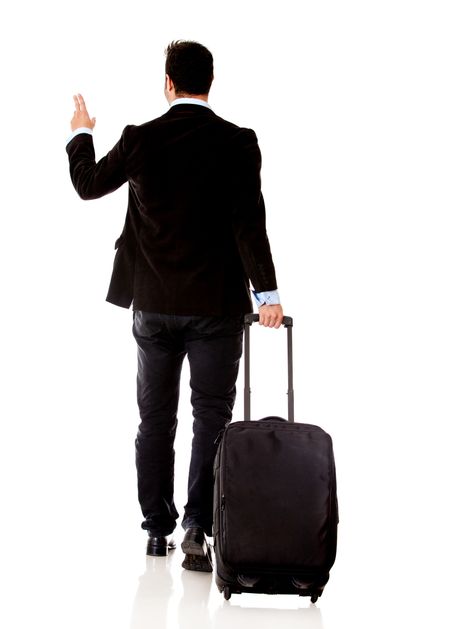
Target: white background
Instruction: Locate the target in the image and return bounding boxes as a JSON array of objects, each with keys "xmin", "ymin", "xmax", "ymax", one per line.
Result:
[{"xmin": 1, "ymin": 1, "xmax": 449, "ymax": 628}]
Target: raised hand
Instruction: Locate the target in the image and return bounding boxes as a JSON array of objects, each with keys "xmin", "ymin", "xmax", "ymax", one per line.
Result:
[{"xmin": 71, "ymin": 93, "xmax": 96, "ymax": 131}]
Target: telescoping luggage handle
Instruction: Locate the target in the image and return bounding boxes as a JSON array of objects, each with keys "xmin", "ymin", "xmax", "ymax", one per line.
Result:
[{"xmin": 244, "ymin": 314, "xmax": 294, "ymax": 422}]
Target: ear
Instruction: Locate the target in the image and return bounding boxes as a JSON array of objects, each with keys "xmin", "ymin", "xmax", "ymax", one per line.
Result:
[{"xmin": 165, "ymin": 74, "xmax": 174, "ymax": 92}]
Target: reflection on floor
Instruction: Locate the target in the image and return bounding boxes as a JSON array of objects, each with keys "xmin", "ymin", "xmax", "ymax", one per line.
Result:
[{"xmin": 129, "ymin": 545, "xmax": 325, "ymax": 629}]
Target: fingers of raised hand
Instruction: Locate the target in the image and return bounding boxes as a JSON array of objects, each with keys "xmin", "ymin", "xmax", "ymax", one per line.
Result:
[{"xmin": 73, "ymin": 93, "xmax": 87, "ymax": 112}]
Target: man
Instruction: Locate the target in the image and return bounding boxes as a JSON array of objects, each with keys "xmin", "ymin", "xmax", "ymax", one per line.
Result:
[{"xmin": 67, "ymin": 40, "xmax": 283, "ymax": 572}]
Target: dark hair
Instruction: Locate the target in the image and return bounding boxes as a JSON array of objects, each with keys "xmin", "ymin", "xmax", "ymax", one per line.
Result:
[{"xmin": 165, "ymin": 40, "xmax": 214, "ymax": 95}]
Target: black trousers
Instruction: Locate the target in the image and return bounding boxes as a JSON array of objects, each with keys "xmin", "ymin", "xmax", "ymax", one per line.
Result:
[{"xmin": 132, "ymin": 311, "xmax": 244, "ymax": 537}]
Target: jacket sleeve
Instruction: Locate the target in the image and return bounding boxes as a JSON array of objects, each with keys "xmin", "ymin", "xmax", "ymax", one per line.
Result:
[
  {"xmin": 231, "ymin": 128, "xmax": 278, "ymax": 293},
  {"xmin": 66, "ymin": 126, "xmax": 133, "ymax": 200}
]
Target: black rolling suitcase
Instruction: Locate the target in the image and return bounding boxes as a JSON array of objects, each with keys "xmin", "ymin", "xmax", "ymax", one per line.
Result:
[{"xmin": 213, "ymin": 314, "xmax": 338, "ymax": 602}]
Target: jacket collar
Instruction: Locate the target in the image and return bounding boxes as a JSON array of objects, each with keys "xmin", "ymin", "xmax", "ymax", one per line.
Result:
[{"xmin": 166, "ymin": 103, "xmax": 216, "ymax": 117}]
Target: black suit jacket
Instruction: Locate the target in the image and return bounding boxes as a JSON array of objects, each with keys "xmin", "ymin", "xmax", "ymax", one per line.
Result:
[{"xmin": 66, "ymin": 103, "xmax": 278, "ymax": 315}]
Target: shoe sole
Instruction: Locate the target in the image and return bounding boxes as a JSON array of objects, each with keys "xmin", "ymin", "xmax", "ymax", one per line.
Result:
[
  {"xmin": 181, "ymin": 539, "xmax": 207, "ymax": 557},
  {"xmin": 182, "ymin": 552, "xmax": 213, "ymax": 573}
]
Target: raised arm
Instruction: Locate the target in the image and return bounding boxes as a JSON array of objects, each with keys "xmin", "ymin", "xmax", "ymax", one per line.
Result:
[{"xmin": 66, "ymin": 93, "xmax": 129, "ymax": 200}]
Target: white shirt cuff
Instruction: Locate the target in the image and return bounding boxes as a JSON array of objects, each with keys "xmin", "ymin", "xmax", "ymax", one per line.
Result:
[{"xmin": 252, "ymin": 289, "xmax": 280, "ymax": 306}]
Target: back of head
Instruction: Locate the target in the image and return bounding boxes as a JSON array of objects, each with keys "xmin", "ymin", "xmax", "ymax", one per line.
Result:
[{"xmin": 165, "ymin": 40, "xmax": 214, "ymax": 96}]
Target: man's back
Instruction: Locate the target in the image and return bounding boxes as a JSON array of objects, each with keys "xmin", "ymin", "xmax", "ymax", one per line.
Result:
[{"xmin": 67, "ymin": 103, "xmax": 277, "ymax": 314}]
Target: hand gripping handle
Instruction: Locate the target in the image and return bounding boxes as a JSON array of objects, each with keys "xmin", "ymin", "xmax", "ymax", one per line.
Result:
[
  {"xmin": 244, "ymin": 314, "xmax": 293, "ymax": 327},
  {"xmin": 243, "ymin": 314, "xmax": 294, "ymax": 422}
]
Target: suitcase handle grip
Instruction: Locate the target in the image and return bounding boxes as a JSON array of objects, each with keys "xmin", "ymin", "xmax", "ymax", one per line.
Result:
[
  {"xmin": 244, "ymin": 314, "xmax": 294, "ymax": 422},
  {"xmin": 244, "ymin": 314, "xmax": 293, "ymax": 327}
]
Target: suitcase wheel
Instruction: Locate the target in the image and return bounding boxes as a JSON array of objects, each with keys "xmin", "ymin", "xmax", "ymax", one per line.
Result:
[
  {"xmin": 223, "ymin": 586, "xmax": 232, "ymax": 601},
  {"xmin": 310, "ymin": 593, "xmax": 319, "ymax": 604}
]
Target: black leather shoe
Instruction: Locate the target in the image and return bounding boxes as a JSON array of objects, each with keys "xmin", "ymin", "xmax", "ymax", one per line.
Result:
[
  {"xmin": 181, "ymin": 528, "xmax": 213, "ymax": 572},
  {"xmin": 181, "ymin": 527, "xmax": 208, "ymax": 557},
  {"xmin": 146, "ymin": 536, "xmax": 176, "ymax": 557}
]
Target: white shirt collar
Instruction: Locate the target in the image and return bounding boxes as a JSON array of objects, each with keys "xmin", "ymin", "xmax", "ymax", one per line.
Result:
[{"xmin": 170, "ymin": 97, "xmax": 211, "ymax": 109}]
